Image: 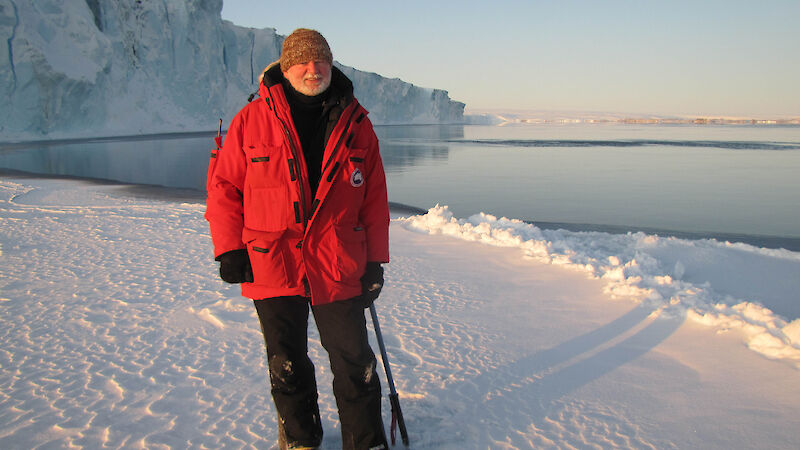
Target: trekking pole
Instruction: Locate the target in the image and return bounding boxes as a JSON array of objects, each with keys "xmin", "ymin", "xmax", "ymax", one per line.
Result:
[
  {"xmin": 215, "ymin": 118, "xmax": 223, "ymax": 148},
  {"xmin": 369, "ymin": 304, "xmax": 409, "ymax": 447}
]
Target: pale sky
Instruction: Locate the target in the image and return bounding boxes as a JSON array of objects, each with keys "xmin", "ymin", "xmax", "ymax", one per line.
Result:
[{"xmin": 221, "ymin": 0, "xmax": 800, "ymax": 118}]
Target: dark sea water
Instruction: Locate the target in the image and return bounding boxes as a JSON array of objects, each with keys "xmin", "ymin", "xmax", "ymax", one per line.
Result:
[{"xmin": 2, "ymin": 123, "xmax": 799, "ymax": 250}]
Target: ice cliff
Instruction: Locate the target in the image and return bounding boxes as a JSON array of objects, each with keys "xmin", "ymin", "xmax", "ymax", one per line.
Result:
[{"xmin": 0, "ymin": 0, "xmax": 464, "ymax": 140}]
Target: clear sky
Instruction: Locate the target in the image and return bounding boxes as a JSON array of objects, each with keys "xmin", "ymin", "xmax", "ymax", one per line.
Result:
[{"xmin": 221, "ymin": 0, "xmax": 800, "ymax": 118}]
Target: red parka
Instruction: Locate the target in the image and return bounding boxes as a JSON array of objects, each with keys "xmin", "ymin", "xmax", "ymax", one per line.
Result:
[{"xmin": 206, "ymin": 63, "xmax": 390, "ymax": 305}]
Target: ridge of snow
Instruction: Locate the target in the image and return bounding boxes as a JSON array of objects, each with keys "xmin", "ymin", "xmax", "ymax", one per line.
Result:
[{"xmin": 398, "ymin": 205, "xmax": 800, "ymax": 368}]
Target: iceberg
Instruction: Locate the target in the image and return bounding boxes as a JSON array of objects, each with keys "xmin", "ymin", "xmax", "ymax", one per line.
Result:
[{"xmin": 0, "ymin": 0, "xmax": 464, "ymax": 140}]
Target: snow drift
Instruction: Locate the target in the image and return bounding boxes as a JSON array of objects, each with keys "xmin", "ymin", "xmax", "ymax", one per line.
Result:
[
  {"xmin": 0, "ymin": 0, "xmax": 464, "ymax": 140},
  {"xmin": 399, "ymin": 205, "xmax": 800, "ymax": 368}
]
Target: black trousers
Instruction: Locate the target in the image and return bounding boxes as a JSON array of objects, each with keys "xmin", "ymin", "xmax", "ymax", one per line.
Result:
[{"xmin": 254, "ymin": 296, "xmax": 387, "ymax": 450}]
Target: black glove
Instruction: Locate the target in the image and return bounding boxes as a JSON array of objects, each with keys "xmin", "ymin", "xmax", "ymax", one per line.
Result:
[
  {"xmin": 216, "ymin": 249, "xmax": 254, "ymax": 284},
  {"xmin": 360, "ymin": 262, "xmax": 384, "ymax": 308}
]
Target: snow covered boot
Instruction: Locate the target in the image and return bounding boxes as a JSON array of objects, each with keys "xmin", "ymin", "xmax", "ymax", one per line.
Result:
[{"xmin": 278, "ymin": 416, "xmax": 321, "ymax": 450}]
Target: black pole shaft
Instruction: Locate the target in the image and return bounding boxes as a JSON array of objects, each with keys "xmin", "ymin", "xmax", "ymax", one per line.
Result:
[{"xmin": 369, "ymin": 304, "xmax": 409, "ymax": 446}]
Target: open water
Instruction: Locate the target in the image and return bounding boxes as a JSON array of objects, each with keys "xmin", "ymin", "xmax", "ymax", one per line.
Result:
[{"xmin": 2, "ymin": 123, "xmax": 799, "ymax": 250}]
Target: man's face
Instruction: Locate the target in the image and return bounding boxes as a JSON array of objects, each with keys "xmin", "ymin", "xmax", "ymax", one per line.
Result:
[{"xmin": 282, "ymin": 60, "xmax": 332, "ymax": 96}]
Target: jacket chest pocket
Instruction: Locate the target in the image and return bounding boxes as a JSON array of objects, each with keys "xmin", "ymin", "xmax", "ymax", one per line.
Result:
[
  {"xmin": 243, "ymin": 143, "xmax": 290, "ymax": 231},
  {"xmin": 244, "ymin": 185, "xmax": 290, "ymax": 231},
  {"xmin": 244, "ymin": 143, "xmax": 284, "ymax": 188}
]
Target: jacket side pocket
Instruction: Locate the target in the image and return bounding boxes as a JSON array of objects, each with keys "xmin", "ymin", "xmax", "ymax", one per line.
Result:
[
  {"xmin": 334, "ymin": 224, "xmax": 367, "ymax": 284},
  {"xmin": 246, "ymin": 237, "xmax": 289, "ymax": 286}
]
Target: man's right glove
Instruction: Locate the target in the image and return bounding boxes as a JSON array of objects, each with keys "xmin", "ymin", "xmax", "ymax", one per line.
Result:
[
  {"xmin": 360, "ymin": 262, "xmax": 384, "ymax": 308},
  {"xmin": 216, "ymin": 249, "xmax": 254, "ymax": 284}
]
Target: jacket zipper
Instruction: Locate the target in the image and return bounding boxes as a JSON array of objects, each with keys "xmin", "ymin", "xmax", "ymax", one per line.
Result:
[
  {"xmin": 321, "ymin": 105, "xmax": 359, "ymax": 177},
  {"xmin": 282, "ymin": 123, "xmax": 308, "ymax": 225},
  {"xmin": 272, "ymin": 101, "xmax": 313, "ymax": 299},
  {"xmin": 305, "ymin": 106, "xmax": 358, "ymax": 227},
  {"xmin": 266, "ymin": 88, "xmax": 310, "ymax": 228}
]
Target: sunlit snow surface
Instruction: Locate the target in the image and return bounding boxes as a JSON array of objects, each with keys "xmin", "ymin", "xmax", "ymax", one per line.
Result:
[
  {"xmin": 399, "ymin": 205, "xmax": 800, "ymax": 365},
  {"xmin": 1, "ymin": 176, "xmax": 799, "ymax": 448}
]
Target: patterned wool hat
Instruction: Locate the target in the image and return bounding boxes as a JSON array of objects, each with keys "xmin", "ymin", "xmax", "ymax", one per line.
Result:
[{"xmin": 279, "ymin": 28, "xmax": 333, "ymax": 70}]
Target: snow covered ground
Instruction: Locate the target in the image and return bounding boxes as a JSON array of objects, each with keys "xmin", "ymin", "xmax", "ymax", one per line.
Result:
[{"xmin": 1, "ymin": 174, "xmax": 799, "ymax": 449}]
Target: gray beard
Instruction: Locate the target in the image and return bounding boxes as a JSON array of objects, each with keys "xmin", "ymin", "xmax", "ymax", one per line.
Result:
[{"xmin": 294, "ymin": 76, "xmax": 331, "ymax": 96}]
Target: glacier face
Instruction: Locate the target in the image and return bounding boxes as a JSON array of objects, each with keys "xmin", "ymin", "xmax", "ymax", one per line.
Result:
[{"xmin": 0, "ymin": 0, "xmax": 464, "ymax": 140}]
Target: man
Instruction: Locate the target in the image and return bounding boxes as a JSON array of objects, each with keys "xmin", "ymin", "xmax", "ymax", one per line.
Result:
[{"xmin": 205, "ymin": 28, "xmax": 390, "ymax": 450}]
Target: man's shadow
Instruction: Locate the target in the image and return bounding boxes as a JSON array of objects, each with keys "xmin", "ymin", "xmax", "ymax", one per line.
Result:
[{"xmin": 407, "ymin": 300, "xmax": 685, "ymax": 447}]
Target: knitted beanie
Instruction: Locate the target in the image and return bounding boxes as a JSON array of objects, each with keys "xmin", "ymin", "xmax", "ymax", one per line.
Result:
[{"xmin": 279, "ymin": 28, "xmax": 333, "ymax": 70}]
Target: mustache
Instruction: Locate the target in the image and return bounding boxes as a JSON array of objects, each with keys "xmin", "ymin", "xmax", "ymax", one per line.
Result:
[{"xmin": 304, "ymin": 74, "xmax": 323, "ymax": 81}]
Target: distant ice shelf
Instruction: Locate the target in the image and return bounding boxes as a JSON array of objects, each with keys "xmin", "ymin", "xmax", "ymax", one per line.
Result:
[{"xmin": 0, "ymin": 0, "xmax": 464, "ymax": 140}]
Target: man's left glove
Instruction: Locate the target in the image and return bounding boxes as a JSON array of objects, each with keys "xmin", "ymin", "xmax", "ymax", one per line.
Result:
[
  {"xmin": 360, "ymin": 262, "xmax": 384, "ymax": 308},
  {"xmin": 216, "ymin": 249, "xmax": 254, "ymax": 284}
]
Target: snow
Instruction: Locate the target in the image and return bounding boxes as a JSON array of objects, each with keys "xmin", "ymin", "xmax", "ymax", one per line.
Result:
[
  {"xmin": 399, "ymin": 206, "xmax": 800, "ymax": 367},
  {"xmin": 1, "ymin": 175, "xmax": 798, "ymax": 448},
  {"xmin": 0, "ymin": 0, "xmax": 464, "ymax": 141}
]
